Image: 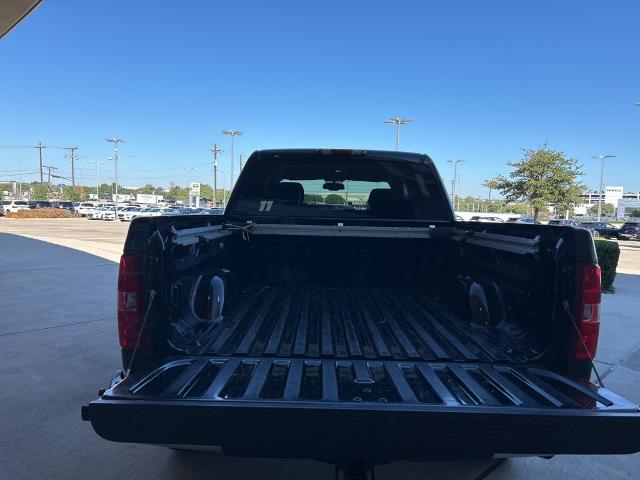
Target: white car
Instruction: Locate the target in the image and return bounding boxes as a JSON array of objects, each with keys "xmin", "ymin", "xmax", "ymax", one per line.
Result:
[
  {"xmin": 102, "ymin": 208, "xmax": 117, "ymax": 221},
  {"xmin": 2, "ymin": 200, "xmax": 30, "ymax": 213},
  {"xmin": 117, "ymin": 206, "xmax": 142, "ymax": 221},
  {"xmin": 89, "ymin": 206, "xmax": 115, "ymax": 220},
  {"xmin": 469, "ymin": 216, "xmax": 504, "ymax": 223},
  {"xmin": 77, "ymin": 202, "xmax": 98, "ymax": 217},
  {"xmin": 132, "ymin": 207, "xmax": 167, "ymax": 219}
]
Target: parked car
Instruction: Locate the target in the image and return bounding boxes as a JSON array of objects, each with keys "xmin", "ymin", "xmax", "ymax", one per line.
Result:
[
  {"xmin": 2, "ymin": 200, "xmax": 30, "ymax": 213},
  {"xmin": 28, "ymin": 200, "xmax": 52, "ymax": 209},
  {"xmin": 516, "ymin": 216, "xmax": 540, "ymax": 224},
  {"xmin": 49, "ymin": 201, "xmax": 75, "ymax": 212},
  {"xmin": 580, "ymin": 222, "xmax": 620, "ymax": 239},
  {"xmin": 164, "ymin": 207, "xmax": 197, "ymax": 216},
  {"xmin": 117, "ymin": 206, "xmax": 142, "ymax": 221},
  {"xmin": 102, "ymin": 207, "xmax": 118, "ymax": 221},
  {"xmin": 469, "ymin": 216, "xmax": 504, "ymax": 223},
  {"xmin": 204, "ymin": 207, "xmax": 225, "ymax": 215},
  {"xmin": 129, "ymin": 207, "xmax": 167, "ymax": 219},
  {"xmin": 547, "ymin": 219, "xmax": 581, "ymax": 227},
  {"xmin": 89, "ymin": 206, "xmax": 114, "ymax": 220},
  {"xmin": 618, "ymin": 222, "xmax": 640, "ymax": 240},
  {"xmin": 83, "ymin": 149, "xmax": 640, "ymax": 473},
  {"xmin": 77, "ymin": 202, "xmax": 98, "ymax": 217}
]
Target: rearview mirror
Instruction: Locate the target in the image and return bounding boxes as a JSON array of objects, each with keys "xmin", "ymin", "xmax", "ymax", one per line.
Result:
[{"xmin": 323, "ymin": 180, "xmax": 344, "ymax": 191}]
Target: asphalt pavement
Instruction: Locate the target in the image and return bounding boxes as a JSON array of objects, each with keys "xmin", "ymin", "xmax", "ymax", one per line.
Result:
[{"xmin": 1, "ymin": 218, "xmax": 639, "ymax": 479}]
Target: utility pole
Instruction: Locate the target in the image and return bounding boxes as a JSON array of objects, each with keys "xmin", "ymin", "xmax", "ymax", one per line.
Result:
[
  {"xmin": 222, "ymin": 129, "xmax": 243, "ymax": 190},
  {"xmin": 209, "ymin": 143, "xmax": 222, "ymax": 207},
  {"xmin": 35, "ymin": 142, "xmax": 46, "ymax": 183},
  {"xmin": 591, "ymin": 154, "xmax": 616, "ymax": 221},
  {"xmin": 106, "ymin": 138, "xmax": 125, "ymax": 221},
  {"xmin": 447, "ymin": 159, "xmax": 463, "ymax": 209},
  {"xmin": 64, "ymin": 146, "xmax": 78, "ymax": 187},
  {"xmin": 384, "ymin": 117, "xmax": 413, "ymax": 151},
  {"xmin": 43, "ymin": 165, "xmax": 57, "ymax": 185}
]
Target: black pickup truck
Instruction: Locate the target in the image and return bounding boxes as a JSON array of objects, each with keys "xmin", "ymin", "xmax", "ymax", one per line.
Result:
[{"xmin": 83, "ymin": 149, "xmax": 640, "ymax": 472}]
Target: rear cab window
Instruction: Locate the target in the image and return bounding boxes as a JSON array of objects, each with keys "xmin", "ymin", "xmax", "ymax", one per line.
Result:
[{"xmin": 229, "ymin": 151, "xmax": 451, "ymax": 221}]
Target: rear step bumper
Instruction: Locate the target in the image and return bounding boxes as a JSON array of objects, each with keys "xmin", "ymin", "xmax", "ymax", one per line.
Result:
[
  {"xmin": 83, "ymin": 399, "xmax": 640, "ymax": 462},
  {"xmin": 83, "ymin": 357, "xmax": 640, "ymax": 462}
]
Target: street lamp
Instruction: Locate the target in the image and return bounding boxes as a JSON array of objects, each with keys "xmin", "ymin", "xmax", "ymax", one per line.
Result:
[
  {"xmin": 222, "ymin": 130, "xmax": 243, "ymax": 190},
  {"xmin": 209, "ymin": 144, "xmax": 222, "ymax": 208},
  {"xmin": 384, "ymin": 117, "xmax": 413, "ymax": 151},
  {"xmin": 591, "ymin": 154, "xmax": 616, "ymax": 221},
  {"xmin": 89, "ymin": 160, "xmax": 105, "ymax": 200},
  {"xmin": 447, "ymin": 159, "xmax": 464, "ymax": 210},
  {"xmin": 106, "ymin": 138, "xmax": 125, "ymax": 221}
]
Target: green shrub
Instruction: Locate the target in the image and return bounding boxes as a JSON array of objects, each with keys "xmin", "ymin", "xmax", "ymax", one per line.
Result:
[
  {"xmin": 594, "ymin": 239, "xmax": 620, "ymax": 291},
  {"xmin": 6, "ymin": 208, "xmax": 73, "ymax": 219}
]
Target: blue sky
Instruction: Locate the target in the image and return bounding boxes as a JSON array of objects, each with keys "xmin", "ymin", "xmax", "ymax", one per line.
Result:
[{"xmin": 1, "ymin": 0, "xmax": 639, "ymax": 196}]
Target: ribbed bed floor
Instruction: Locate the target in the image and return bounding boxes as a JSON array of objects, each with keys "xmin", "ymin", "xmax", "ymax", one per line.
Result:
[{"xmin": 201, "ymin": 286, "xmax": 541, "ymax": 363}]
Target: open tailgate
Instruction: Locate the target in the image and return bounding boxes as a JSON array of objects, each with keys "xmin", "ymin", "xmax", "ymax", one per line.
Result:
[{"xmin": 82, "ymin": 356, "xmax": 640, "ymax": 463}]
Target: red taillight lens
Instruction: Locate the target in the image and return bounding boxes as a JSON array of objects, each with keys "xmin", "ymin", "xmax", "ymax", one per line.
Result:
[
  {"xmin": 570, "ymin": 264, "xmax": 601, "ymax": 361},
  {"xmin": 117, "ymin": 254, "xmax": 148, "ymax": 350}
]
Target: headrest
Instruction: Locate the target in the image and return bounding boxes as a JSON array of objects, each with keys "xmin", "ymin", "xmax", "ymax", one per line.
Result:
[
  {"xmin": 266, "ymin": 182, "xmax": 304, "ymax": 204},
  {"xmin": 367, "ymin": 188, "xmax": 412, "ymax": 218}
]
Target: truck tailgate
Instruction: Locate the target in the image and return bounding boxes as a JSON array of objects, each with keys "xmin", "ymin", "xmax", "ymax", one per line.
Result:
[{"xmin": 83, "ymin": 356, "xmax": 640, "ymax": 462}]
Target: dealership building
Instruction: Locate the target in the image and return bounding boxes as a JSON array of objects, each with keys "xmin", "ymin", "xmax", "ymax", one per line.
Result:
[{"xmin": 576, "ymin": 186, "xmax": 640, "ymax": 218}]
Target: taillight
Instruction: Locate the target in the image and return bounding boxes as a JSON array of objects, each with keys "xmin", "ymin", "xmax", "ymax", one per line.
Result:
[
  {"xmin": 570, "ymin": 263, "xmax": 601, "ymax": 361},
  {"xmin": 117, "ymin": 253, "xmax": 148, "ymax": 350}
]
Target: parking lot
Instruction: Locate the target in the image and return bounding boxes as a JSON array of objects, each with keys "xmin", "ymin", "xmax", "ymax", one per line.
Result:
[{"xmin": 1, "ymin": 218, "xmax": 640, "ymax": 479}]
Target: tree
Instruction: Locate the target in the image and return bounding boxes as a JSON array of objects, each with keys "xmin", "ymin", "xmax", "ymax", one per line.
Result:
[
  {"xmin": 139, "ymin": 184, "xmax": 156, "ymax": 195},
  {"xmin": 32, "ymin": 184, "xmax": 51, "ymax": 200},
  {"xmin": 588, "ymin": 203, "xmax": 614, "ymax": 217},
  {"xmin": 494, "ymin": 146, "xmax": 584, "ymax": 220},
  {"xmin": 168, "ymin": 185, "xmax": 188, "ymax": 202},
  {"xmin": 325, "ymin": 194, "xmax": 345, "ymax": 204},
  {"xmin": 482, "ymin": 178, "xmax": 500, "ymax": 201},
  {"xmin": 304, "ymin": 194, "xmax": 324, "ymax": 203},
  {"xmin": 98, "ymin": 183, "xmax": 112, "ymax": 200},
  {"xmin": 62, "ymin": 186, "xmax": 82, "ymax": 202},
  {"xmin": 627, "ymin": 208, "xmax": 640, "ymax": 218}
]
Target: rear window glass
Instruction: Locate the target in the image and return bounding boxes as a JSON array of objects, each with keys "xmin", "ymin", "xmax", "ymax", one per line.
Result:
[
  {"xmin": 15, "ymin": 201, "xmax": 28, "ymax": 205},
  {"xmin": 230, "ymin": 152, "xmax": 451, "ymax": 221}
]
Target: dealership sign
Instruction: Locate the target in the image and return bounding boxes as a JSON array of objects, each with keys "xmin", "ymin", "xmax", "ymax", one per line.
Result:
[{"xmin": 189, "ymin": 182, "xmax": 201, "ymax": 195}]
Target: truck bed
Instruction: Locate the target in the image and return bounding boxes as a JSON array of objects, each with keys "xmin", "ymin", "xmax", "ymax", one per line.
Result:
[{"xmin": 200, "ymin": 285, "xmax": 542, "ymax": 363}]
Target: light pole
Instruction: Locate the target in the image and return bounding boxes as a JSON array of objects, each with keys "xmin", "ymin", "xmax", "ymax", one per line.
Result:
[
  {"xmin": 591, "ymin": 154, "xmax": 616, "ymax": 221},
  {"xmin": 384, "ymin": 117, "xmax": 413, "ymax": 151},
  {"xmin": 90, "ymin": 160, "xmax": 105, "ymax": 200},
  {"xmin": 209, "ymin": 144, "xmax": 222, "ymax": 207},
  {"xmin": 447, "ymin": 159, "xmax": 463, "ymax": 210},
  {"xmin": 222, "ymin": 130, "xmax": 243, "ymax": 191},
  {"xmin": 106, "ymin": 138, "xmax": 125, "ymax": 220}
]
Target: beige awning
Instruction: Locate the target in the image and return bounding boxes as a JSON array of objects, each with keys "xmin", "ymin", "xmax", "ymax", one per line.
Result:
[{"xmin": 0, "ymin": 0, "xmax": 43, "ymax": 39}]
